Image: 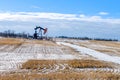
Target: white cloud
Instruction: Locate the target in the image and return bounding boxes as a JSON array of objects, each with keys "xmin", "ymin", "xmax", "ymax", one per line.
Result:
[
  {"xmin": 0, "ymin": 12, "xmax": 119, "ymax": 24},
  {"xmin": 79, "ymin": 14, "xmax": 86, "ymax": 18},
  {"xmin": 99, "ymin": 12, "xmax": 109, "ymax": 15}
]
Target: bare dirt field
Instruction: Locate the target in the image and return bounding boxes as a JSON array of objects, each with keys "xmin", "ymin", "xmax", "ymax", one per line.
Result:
[{"xmin": 0, "ymin": 38, "xmax": 120, "ymax": 80}]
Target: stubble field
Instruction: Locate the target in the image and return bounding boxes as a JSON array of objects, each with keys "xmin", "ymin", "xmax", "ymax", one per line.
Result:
[{"xmin": 0, "ymin": 38, "xmax": 120, "ymax": 80}]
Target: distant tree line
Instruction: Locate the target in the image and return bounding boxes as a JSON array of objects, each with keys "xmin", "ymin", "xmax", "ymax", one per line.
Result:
[
  {"xmin": 0, "ymin": 30, "xmax": 51, "ymax": 40},
  {"xmin": 0, "ymin": 30, "xmax": 118, "ymax": 41},
  {"xmin": 0, "ymin": 30, "xmax": 32, "ymax": 39},
  {"xmin": 57, "ymin": 36, "xmax": 118, "ymax": 41}
]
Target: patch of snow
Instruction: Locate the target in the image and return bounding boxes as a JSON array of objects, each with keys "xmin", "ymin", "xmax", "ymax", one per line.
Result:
[
  {"xmin": 0, "ymin": 52, "xmax": 35, "ymax": 72},
  {"xmin": 57, "ymin": 42, "xmax": 120, "ymax": 64},
  {"xmin": 37, "ymin": 54, "xmax": 77, "ymax": 60}
]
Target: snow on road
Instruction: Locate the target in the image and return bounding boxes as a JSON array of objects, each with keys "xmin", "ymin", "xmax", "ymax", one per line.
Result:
[{"xmin": 57, "ymin": 42, "xmax": 120, "ymax": 64}]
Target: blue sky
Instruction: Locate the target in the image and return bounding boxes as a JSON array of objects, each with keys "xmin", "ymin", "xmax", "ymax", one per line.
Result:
[
  {"xmin": 0, "ymin": 0, "xmax": 120, "ymax": 16},
  {"xmin": 0, "ymin": 0, "xmax": 120, "ymax": 39}
]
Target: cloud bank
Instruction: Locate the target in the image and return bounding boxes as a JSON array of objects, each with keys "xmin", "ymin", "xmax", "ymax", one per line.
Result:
[{"xmin": 0, "ymin": 12, "xmax": 120, "ymax": 39}]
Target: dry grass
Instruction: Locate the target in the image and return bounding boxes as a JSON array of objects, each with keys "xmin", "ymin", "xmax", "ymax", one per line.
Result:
[
  {"xmin": 0, "ymin": 37, "xmax": 56, "ymax": 47},
  {"xmin": 0, "ymin": 71, "xmax": 120, "ymax": 80},
  {"xmin": 77, "ymin": 40, "xmax": 120, "ymax": 49},
  {"xmin": 68, "ymin": 59, "xmax": 112, "ymax": 68},
  {"xmin": 90, "ymin": 40, "xmax": 120, "ymax": 48},
  {"xmin": 0, "ymin": 38, "xmax": 24, "ymax": 45},
  {"xmin": 22, "ymin": 60, "xmax": 57, "ymax": 69},
  {"xmin": 96, "ymin": 49, "xmax": 115, "ymax": 53},
  {"xmin": 0, "ymin": 37, "xmax": 57, "ymax": 46},
  {"xmin": 22, "ymin": 59, "xmax": 112, "ymax": 70}
]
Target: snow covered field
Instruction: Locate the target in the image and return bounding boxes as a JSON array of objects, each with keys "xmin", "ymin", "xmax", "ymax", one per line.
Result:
[
  {"xmin": 0, "ymin": 42, "xmax": 79, "ymax": 72},
  {"xmin": 0, "ymin": 38, "xmax": 120, "ymax": 79}
]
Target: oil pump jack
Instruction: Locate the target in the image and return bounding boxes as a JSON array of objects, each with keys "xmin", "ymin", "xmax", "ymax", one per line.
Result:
[{"xmin": 33, "ymin": 26, "xmax": 47, "ymax": 39}]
